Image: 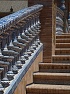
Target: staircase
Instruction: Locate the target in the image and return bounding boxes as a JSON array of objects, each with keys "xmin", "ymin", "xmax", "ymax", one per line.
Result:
[{"xmin": 26, "ymin": 33, "xmax": 70, "ymax": 94}]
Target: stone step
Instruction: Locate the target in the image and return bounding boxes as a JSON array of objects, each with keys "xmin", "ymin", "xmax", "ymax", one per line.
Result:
[
  {"xmin": 52, "ymin": 55, "xmax": 70, "ymax": 63},
  {"xmin": 56, "ymin": 39, "xmax": 70, "ymax": 43},
  {"xmin": 26, "ymin": 84, "xmax": 70, "ymax": 94},
  {"xmin": 56, "ymin": 43, "xmax": 70, "ymax": 48},
  {"xmin": 33, "ymin": 72, "xmax": 70, "ymax": 85},
  {"xmin": 55, "ymin": 48, "xmax": 70, "ymax": 55},
  {"xmin": 39, "ymin": 63, "xmax": 70, "ymax": 73},
  {"xmin": 56, "ymin": 35, "xmax": 70, "ymax": 39}
]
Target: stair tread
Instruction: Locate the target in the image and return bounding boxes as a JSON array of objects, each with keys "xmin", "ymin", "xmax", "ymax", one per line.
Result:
[
  {"xmin": 34, "ymin": 72, "xmax": 70, "ymax": 76},
  {"xmin": 52, "ymin": 55, "xmax": 70, "ymax": 57},
  {"xmin": 56, "ymin": 43, "xmax": 70, "ymax": 44},
  {"xmin": 39, "ymin": 63, "xmax": 70, "ymax": 65},
  {"xmin": 56, "ymin": 35, "xmax": 70, "ymax": 36},
  {"xmin": 55, "ymin": 48, "xmax": 70, "ymax": 50},
  {"xmin": 56, "ymin": 39, "xmax": 70, "ymax": 40},
  {"xmin": 26, "ymin": 84, "xmax": 70, "ymax": 90}
]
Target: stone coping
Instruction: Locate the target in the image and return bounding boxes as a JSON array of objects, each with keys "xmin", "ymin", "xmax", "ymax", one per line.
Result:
[{"xmin": 0, "ymin": 4, "xmax": 43, "ymax": 31}]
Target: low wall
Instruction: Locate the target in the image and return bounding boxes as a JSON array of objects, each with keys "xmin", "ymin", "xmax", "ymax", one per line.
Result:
[{"xmin": 14, "ymin": 50, "xmax": 43, "ymax": 94}]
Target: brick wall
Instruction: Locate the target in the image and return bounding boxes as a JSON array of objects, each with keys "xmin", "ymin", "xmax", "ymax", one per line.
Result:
[{"xmin": 28, "ymin": 0, "xmax": 55, "ymax": 63}]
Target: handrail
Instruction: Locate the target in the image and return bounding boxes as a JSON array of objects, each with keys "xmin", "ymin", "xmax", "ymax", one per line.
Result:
[
  {"xmin": 0, "ymin": 4, "xmax": 43, "ymax": 35},
  {"xmin": 56, "ymin": 7, "xmax": 64, "ymax": 16}
]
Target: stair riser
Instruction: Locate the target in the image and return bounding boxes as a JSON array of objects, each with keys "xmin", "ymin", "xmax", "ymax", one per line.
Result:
[
  {"xmin": 34, "ymin": 80, "xmax": 70, "ymax": 85},
  {"xmin": 52, "ymin": 60, "xmax": 70, "ymax": 63},
  {"xmin": 52, "ymin": 56, "xmax": 70, "ymax": 63},
  {"xmin": 26, "ymin": 89, "xmax": 70, "ymax": 94},
  {"xmin": 55, "ymin": 50, "xmax": 70, "ymax": 55},
  {"xmin": 56, "ymin": 44, "xmax": 70, "ymax": 48},
  {"xmin": 39, "ymin": 69, "xmax": 70, "ymax": 73},
  {"xmin": 33, "ymin": 75, "xmax": 70, "ymax": 85},
  {"xmin": 56, "ymin": 35, "xmax": 70, "ymax": 39},
  {"xmin": 39, "ymin": 64, "xmax": 70, "ymax": 73},
  {"xmin": 56, "ymin": 39, "xmax": 70, "ymax": 43}
]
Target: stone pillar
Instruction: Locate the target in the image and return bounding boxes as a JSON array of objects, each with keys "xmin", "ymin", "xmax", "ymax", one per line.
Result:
[{"xmin": 28, "ymin": 0, "xmax": 55, "ymax": 63}]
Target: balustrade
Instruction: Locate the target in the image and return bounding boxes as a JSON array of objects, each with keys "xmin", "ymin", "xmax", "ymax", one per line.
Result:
[
  {"xmin": 68, "ymin": 12, "xmax": 70, "ymax": 32},
  {"xmin": 56, "ymin": 7, "xmax": 64, "ymax": 34},
  {"xmin": 0, "ymin": 4, "xmax": 43, "ymax": 94},
  {"xmin": 56, "ymin": 0, "xmax": 69, "ymax": 34}
]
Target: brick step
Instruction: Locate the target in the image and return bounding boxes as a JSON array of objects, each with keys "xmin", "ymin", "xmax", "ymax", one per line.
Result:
[
  {"xmin": 26, "ymin": 84, "xmax": 70, "ymax": 94},
  {"xmin": 56, "ymin": 35, "xmax": 70, "ymax": 39},
  {"xmin": 56, "ymin": 39, "xmax": 70, "ymax": 43},
  {"xmin": 52, "ymin": 55, "xmax": 70, "ymax": 63},
  {"xmin": 33, "ymin": 72, "xmax": 70, "ymax": 85},
  {"xmin": 55, "ymin": 48, "xmax": 70, "ymax": 55},
  {"xmin": 39, "ymin": 63, "xmax": 70, "ymax": 73},
  {"xmin": 56, "ymin": 43, "xmax": 70, "ymax": 48}
]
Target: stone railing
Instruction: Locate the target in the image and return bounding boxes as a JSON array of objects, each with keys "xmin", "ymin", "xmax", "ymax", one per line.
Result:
[
  {"xmin": 0, "ymin": 4, "xmax": 43, "ymax": 94},
  {"xmin": 56, "ymin": 6, "xmax": 69, "ymax": 34},
  {"xmin": 68, "ymin": 12, "xmax": 70, "ymax": 32},
  {"xmin": 56, "ymin": 7, "xmax": 64, "ymax": 34}
]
